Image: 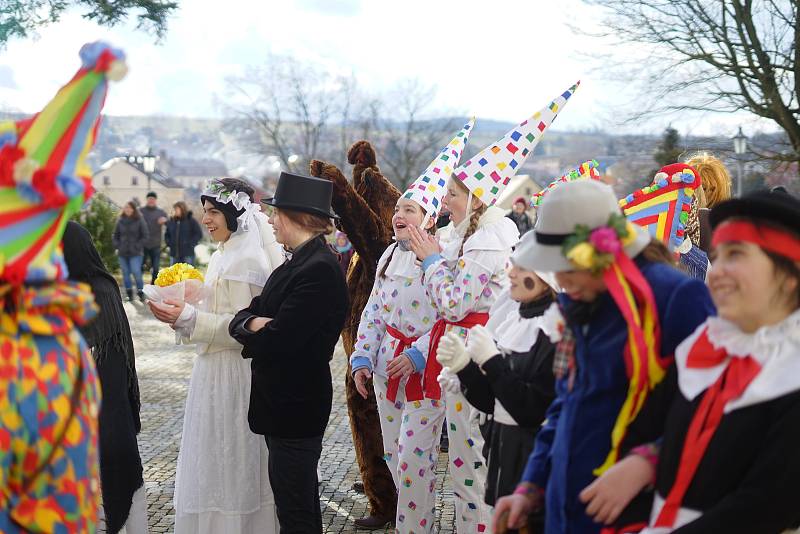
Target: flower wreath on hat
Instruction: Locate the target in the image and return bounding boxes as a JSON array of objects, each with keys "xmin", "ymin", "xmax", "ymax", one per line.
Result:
[
  {"xmin": 201, "ymin": 180, "xmax": 259, "ymax": 231},
  {"xmin": 200, "ymin": 179, "xmax": 273, "ymax": 287},
  {"xmin": 563, "ymin": 212, "xmax": 640, "ymax": 273}
]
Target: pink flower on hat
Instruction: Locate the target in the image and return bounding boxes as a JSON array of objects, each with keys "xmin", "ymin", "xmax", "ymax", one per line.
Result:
[{"xmin": 589, "ymin": 226, "xmax": 622, "ymax": 255}]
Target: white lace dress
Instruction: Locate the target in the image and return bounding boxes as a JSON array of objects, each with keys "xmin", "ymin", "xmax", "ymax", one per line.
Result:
[{"xmin": 172, "ymin": 220, "xmax": 283, "ymax": 534}]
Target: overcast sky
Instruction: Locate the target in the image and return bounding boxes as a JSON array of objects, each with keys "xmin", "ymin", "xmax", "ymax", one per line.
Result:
[{"xmin": 0, "ymin": 0, "xmax": 774, "ymax": 137}]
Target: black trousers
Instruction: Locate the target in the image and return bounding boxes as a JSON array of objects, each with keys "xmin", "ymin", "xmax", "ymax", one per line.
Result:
[
  {"xmin": 265, "ymin": 435, "xmax": 324, "ymax": 534},
  {"xmin": 143, "ymin": 246, "xmax": 161, "ymax": 283}
]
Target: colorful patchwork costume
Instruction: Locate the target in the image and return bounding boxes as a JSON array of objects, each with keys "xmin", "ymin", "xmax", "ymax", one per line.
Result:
[{"xmin": 0, "ymin": 42, "xmax": 126, "ymax": 532}]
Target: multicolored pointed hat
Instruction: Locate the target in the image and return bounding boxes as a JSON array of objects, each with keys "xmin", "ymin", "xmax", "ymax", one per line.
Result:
[
  {"xmin": 402, "ymin": 118, "xmax": 475, "ymax": 217},
  {"xmin": 530, "ymin": 159, "xmax": 601, "ymax": 209},
  {"xmin": 619, "ymin": 163, "xmax": 702, "ymax": 253},
  {"xmin": 0, "ymin": 41, "xmax": 127, "ymax": 285},
  {"xmin": 453, "ymin": 81, "xmax": 580, "ymax": 207}
]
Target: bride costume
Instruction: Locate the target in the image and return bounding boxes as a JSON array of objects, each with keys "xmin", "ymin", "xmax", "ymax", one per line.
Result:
[{"xmin": 172, "ymin": 181, "xmax": 284, "ymax": 534}]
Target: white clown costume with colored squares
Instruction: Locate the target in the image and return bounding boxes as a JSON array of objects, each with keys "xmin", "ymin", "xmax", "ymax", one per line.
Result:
[
  {"xmin": 422, "ymin": 207, "xmax": 518, "ymax": 534},
  {"xmin": 422, "ymin": 84, "xmax": 580, "ymax": 534},
  {"xmin": 350, "ymin": 120, "xmax": 475, "ymax": 534}
]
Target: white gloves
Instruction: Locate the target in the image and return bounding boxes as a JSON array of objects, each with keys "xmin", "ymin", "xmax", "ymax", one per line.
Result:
[
  {"xmin": 436, "ymin": 332, "xmax": 470, "ymax": 373},
  {"xmin": 437, "ymin": 367, "xmax": 461, "ymax": 394},
  {"xmin": 466, "ymin": 325, "xmax": 500, "ymax": 366}
]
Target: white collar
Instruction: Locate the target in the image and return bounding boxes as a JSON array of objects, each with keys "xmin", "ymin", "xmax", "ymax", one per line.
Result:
[
  {"xmin": 380, "ymin": 243, "xmax": 421, "ymax": 278},
  {"xmin": 440, "ymin": 206, "xmax": 519, "ymax": 260},
  {"xmin": 486, "ymin": 291, "xmax": 562, "ymax": 353},
  {"xmin": 677, "ymin": 309, "xmax": 800, "ymax": 412}
]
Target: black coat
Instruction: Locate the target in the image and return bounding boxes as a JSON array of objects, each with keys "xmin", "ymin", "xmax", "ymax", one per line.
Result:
[
  {"xmin": 140, "ymin": 205, "xmax": 167, "ymax": 249},
  {"xmin": 164, "ymin": 214, "xmax": 202, "ymax": 259},
  {"xmin": 506, "ymin": 211, "xmax": 534, "ymax": 235},
  {"xmin": 229, "ymin": 236, "xmax": 348, "ymax": 439},
  {"xmin": 112, "ymin": 216, "xmax": 149, "ymax": 257},
  {"xmin": 457, "ymin": 293, "xmax": 556, "ymax": 506},
  {"xmin": 616, "ymin": 366, "xmax": 800, "ymax": 533}
]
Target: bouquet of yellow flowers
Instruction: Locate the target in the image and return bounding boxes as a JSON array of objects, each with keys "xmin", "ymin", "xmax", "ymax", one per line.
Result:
[{"xmin": 143, "ymin": 263, "xmax": 206, "ymax": 305}]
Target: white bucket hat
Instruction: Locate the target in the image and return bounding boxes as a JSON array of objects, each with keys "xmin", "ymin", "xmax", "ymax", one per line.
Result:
[
  {"xmin": 527, "ymin": 180, "xmax": 651, "ymax": 272},
  {"xmin": 510, "ymin": 230, "xmax": 560, "ymax": 291}
]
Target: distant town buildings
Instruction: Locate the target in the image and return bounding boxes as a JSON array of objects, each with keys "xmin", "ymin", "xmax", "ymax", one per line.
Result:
[{"xmin": 92, "ymin": 156, "xmax": 185, "ymax": 208}]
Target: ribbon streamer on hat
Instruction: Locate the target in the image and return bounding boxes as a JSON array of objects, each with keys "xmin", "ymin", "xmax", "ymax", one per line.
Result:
[
  {"xmin": 0, "ymin": 41, "xmax": 126, "ymax": 285},
  {"xmin": 454, "ymin": 81, "xmax": 580, "ymax": 207}
]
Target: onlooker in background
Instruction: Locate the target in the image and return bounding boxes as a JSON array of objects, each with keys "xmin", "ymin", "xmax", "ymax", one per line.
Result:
[
  {"xmin": 165, "ymin": 200, "xmax": 203, "ymax": 266},
  {"xmin": 507, "ymin": 196, "xmax": 534, "ymax": 235},
  {"xmin": 140, "ymin": 191, "xmax": 168, "ymax": 284},
  {"xmin": 684, "ymin": 152, "xmax": 732, "ymax": 253},
  {"xmin": 113, "ymin": 200, "xmax": 149, "ymax": 302},
  {"xmin": 332, "ymin": 230, "xmax": 355, "ymax": 274}
]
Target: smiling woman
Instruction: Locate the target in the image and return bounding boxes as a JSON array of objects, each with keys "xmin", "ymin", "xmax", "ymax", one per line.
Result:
[{"xmin": 148, "ymin": 177, "xmax": 284, "ymax": 534}]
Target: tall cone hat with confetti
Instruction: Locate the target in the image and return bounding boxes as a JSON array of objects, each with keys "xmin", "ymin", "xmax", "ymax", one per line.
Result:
[
  {"xmin": 402, "ymin": 117, "xmax": 476, "ymax": 220},
  {"xmin": 453, "ymin": 81, "xmax": 580, "ymax": 207}
]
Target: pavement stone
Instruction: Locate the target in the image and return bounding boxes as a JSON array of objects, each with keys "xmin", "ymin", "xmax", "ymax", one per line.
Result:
[{"xmin": 120, "ymin": 300, "xmax": 457, "ymax": 533}]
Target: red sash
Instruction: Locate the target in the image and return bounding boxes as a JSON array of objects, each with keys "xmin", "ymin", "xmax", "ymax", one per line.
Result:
[
  {"xmin": 385, "ymin": 325, "xmax": 420, "ymax": 403},
  {"xmin": 404, "ymin": 312, "xmax": 490, "ymax": 402},
  {"xmin": 654, "ymin": 329, "xmax": 761, "ymax": 527}
]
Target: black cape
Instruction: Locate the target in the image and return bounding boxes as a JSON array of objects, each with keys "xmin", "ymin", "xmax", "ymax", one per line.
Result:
[{"xmin": 63, "ymin": 221, "xmax": 144, "ymax": 534}]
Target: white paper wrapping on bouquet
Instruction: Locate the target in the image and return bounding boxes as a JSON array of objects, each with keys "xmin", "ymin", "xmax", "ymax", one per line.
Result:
[
  {"xmin": 143, "ymin": 279, "xmax": 206, "ymax": 305},
  {"xmin": 143, "ymin": 279, "xmax": 206, "ymax": 344}
]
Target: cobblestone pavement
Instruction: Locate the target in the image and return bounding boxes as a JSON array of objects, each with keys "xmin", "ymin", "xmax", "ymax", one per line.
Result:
[{"xmin": 125, "ymin": 301, "xmax": 457, "ymax": 533}]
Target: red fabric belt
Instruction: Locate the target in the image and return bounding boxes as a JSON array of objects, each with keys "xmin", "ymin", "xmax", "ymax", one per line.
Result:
[
  {"xmin": 405, "ymin": 312, "xmax": 489, "ymax": 402},
  {"xmin": 654, "ymin": 328, "xmax": 761, "ymax": 527},
  {"xmin": 385, "ymin": 324, "xmax": 419, "ymax": 403}
]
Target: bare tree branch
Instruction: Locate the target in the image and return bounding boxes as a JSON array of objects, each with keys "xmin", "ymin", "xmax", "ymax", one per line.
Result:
[{"xmin": 580, "ymin": 0, "xmax": 799, "ymax": 167}]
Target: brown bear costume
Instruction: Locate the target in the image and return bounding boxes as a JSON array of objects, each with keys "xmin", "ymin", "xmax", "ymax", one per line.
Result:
[{"xmin": 310, "ymin": 141, "xmax": 400, "ymax": 524}]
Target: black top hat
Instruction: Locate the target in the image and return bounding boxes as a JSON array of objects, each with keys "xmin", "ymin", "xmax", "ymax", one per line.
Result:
[
  {"xmin": 711, "ymin": 189, "xmax": 800, "ymax": 234},
  {"xmin": 262, "ymin": 172, "xmax": 338, "ymax": 219}
]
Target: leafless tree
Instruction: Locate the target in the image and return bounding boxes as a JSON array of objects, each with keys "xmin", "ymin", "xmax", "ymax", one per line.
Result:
[
  {"xmin": 372, "ymin": 79, "xmax": 462, "ymax": 189},
  {"xmin": 220, "ymin": 54, "xmax": 350, "ymax": 172},
  {"xmin": 219, "ymin": 56, "xmax": 463, "ymax": 188},
  {"xmin": 581, "ymin": 0, "xmax": 799, "ymax": 168}
]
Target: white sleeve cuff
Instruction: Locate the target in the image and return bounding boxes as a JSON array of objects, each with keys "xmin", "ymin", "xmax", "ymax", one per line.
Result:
[{"xmin": 174, "ymin": 303, "xmax": 197, "ymax": 336}]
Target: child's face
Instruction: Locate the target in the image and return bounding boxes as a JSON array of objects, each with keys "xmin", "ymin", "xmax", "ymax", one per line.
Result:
[{"xmin": 555, "ymin": 269, "xmax": 607, "ymax": 302}]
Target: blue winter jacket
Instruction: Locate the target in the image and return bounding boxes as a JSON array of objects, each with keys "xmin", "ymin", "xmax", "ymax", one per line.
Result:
[{"xmin": 520, "ymin": 259, "xmax": 715, "ymax": 534}]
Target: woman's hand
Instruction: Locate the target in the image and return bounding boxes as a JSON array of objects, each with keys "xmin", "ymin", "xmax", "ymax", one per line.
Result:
[
  {"xmin": 246, "ymin": 316, "xmax": 272, "ymax": 332},
  {"xmin": 492, "ymin": 492, "xmax": 541, "ymax": 532},
  {"xmin": 386, "ymin": 354, "xmax": 414, "ymax": 379},
  {"xmin": 147, "ymin": 299, "xmax": 185, "ymax": 325},
  {"xmin": 353, "ymin": 368, "xmax": 372, "ymax": 399},
  {"xmin": 579, "ymin": 454, "xmax": 655, "ymax": 525},
  {"xmin": 407, "ymin": 225, "xmax": 441, "ymax": 262}
]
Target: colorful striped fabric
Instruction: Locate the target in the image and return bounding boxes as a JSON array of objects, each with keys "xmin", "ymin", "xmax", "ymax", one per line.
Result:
[
  {"xmin": 0, "ymin": 41, "xmax": 124, "ymax": 532},
  {"xmin": 530, "ymin": 159, "xmax": 601, "ymax": 209},
  {"xmin": 0, "ymin": 41, "xmax": 126, "ymax": 285},
  {"xmin": 619, "ymin": 163, "xmax": 702, "ymax": 252}
]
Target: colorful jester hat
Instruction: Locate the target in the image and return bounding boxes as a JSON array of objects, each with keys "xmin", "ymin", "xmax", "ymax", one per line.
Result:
[
  {"xmin": 530, "ymin": 159, "xmax": 601, "ymax": 209},
  {"xmin": 402, "ymin": 118, "xmax": 475, "ymax": 219},
  {"xmin": 453, "ymin": 81, "xmax": 580, "ymax": 207},
  {"xmin": 619, "ymin": 163, "xmax": 702, "ymax": 254},
  {"xmin": 0, "ymin": 41, "xmax": 127, "ymax": 285}
]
